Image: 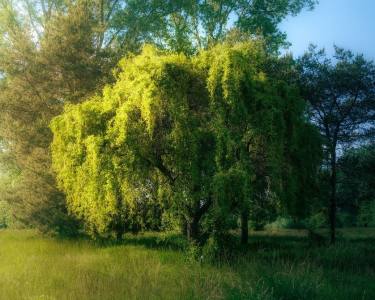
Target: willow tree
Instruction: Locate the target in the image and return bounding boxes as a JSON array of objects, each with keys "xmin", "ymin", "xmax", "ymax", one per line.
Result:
[
  {"xmin": 51, "ymin": 42, "xmax": 320, "ymax": 241},
  {"xmin": 51, "ymin": 45, "xmax": 212, "ymax": 238}
]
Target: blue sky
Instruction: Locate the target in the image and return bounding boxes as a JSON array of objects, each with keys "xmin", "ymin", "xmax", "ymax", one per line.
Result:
[{"xmin": 280, "ymin": 0, "xmax": 375, "ymax": 60}]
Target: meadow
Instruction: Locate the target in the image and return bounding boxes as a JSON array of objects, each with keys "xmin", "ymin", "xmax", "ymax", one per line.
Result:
[{"xmin": 0, "ymin": 229, "xmax": 374, "ymax": 300}]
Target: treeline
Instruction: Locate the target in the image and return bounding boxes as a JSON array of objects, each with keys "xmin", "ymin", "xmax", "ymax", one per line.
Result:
[{"xmin": 0, "ymin": 0, "xmax": 374, "ymax": 246}]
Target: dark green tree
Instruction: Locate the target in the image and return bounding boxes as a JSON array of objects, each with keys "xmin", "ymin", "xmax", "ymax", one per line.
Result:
[
  {"xmin": 337, "ymin": 144, "xmax": 375, "ymax": 226},
  {"xmin": 297, "ymin": 45, "xmax": 375, "ymax": 243}
]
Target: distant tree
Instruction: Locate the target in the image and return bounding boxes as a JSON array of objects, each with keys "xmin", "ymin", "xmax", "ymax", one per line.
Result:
[
  {"xmin": 297, "ymin": 45, "xmax": 375, "ymax": 243},
  {"xmin": 123, "ymin": 0, "xmax": 317, "ymax": 53},
  {"xmin": 337, "ymin": 144, "xmax": 375, "ymax": 224},
  {"xmin": 357, "ymin": 200, "xmax": 375, "ymax": 227}
]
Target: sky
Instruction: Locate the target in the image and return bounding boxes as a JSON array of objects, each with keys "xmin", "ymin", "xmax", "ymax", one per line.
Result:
[{"xmin": 280, "ymin": 0, "xmax": 375, "ymax": 60}]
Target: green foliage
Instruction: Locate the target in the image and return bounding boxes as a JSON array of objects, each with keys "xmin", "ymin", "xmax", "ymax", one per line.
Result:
[
  {"xmin": 337, "ymin": 145, "xmax": 375, "ymax": 221},
  {"xmin": 51, "ymin": 42, "xmax": 321, "ymax": 241},
  {"xmin": 122, "ymin": 0, "xmax": 317, "ymax": 53},
  {"xmin": 265, "ymin": 216, "xmax": 305, "ymax": 230},
  {"xmin": 0, "ymin": 200, "xmax": 11, "ymax": 228},
  {"xmin": 197, "ymin": 42, "xmax": 321, "ymax": 232},
  {"xmin": 305, "ymin": 211, "xmax": 328, "ymax": 230},
  {"xmin": 358, "ymin": 200, "xmax": 375, "ymax": 227},
  {"xmin": 51, "ymin": 45, "xmax": 214, "ymax": 238},
  {"xmin": 0, "ymin": 0, "xmax": 317, "ymax": 235},
  {"xmin": 0, "ymin": 0, "xmax": 129, "ymax": 234}
]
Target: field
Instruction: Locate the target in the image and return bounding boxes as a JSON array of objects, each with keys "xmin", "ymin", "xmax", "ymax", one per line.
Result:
[{"xmin": 0, "ymin": 229, "xmax": 374, "ymax": 300}]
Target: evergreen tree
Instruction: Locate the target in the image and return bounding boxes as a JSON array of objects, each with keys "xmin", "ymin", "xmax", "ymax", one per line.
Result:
[
  {"xmin": 0, "ymin": 0, "xmax": 130, "ymax": 233},
  {"xmin": 297, "ymin": 46, "xmax": 375, "ymax": 243}
]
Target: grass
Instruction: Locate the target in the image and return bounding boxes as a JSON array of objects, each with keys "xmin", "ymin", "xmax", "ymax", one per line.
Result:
[{"xmin": 0, "ymin": 229, "xmax": 374, "ymax": 299}]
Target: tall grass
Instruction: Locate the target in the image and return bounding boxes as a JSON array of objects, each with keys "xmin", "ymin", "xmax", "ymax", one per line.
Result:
[{"xmin": 0, "ymin": 229, "xmax": 373, "ymax": 299}]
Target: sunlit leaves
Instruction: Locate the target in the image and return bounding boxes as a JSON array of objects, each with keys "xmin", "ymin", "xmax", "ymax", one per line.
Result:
[{"xmin": 51, "ymin": 42, "xmax": 321, "ymax": 238}]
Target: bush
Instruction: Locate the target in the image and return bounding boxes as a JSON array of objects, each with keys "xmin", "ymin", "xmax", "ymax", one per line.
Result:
[
  {"xmin": 337, "ymin": 212, "xmax": 356, "ymax": 228},
  {"xmin": 305, "ymin": 211, "xmax": 328, "ymax": 230},
  {"xmin": 0, "ymin": 200, "xmax": 12, "ymax": 229},
  {"xmin": 357, "ymin": 200, "xmax": 375, "ymax": 227},
  {"xmin": 265, "ymin": 216, "xmax": 306, "ymax": 230}
]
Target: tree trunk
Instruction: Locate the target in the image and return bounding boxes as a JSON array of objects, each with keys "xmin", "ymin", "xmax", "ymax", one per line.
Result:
[
  {"xmin": 187, "ymin": 217, "xmax": 200, "ymax": 241},
  {"xmin": 329, "ymin": 146, "xmax": 337, "ymax": 244},
  {"xmin": 181, "ymin": 219, "xmax": 188, "ymax": 237},
  {"xmin": 115, "ymin": 226, "xmax": 123, "ymax": 241},
  {"xmin": 240, "ymin": 210, "xmax": 249, "ymax": 245},
  {"xmin": 186, "ymin": 197, "xmax": 213, "ymax": 242}
]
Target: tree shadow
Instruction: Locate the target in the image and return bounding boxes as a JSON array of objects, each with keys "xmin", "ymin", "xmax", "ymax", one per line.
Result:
[
  {"xmin": 88, "ymin": 229, "xmax": 375, "ymax": 274},
  {"xmin": 95, "ymin": 232, "xmax": 189, "ymax": 251}
]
